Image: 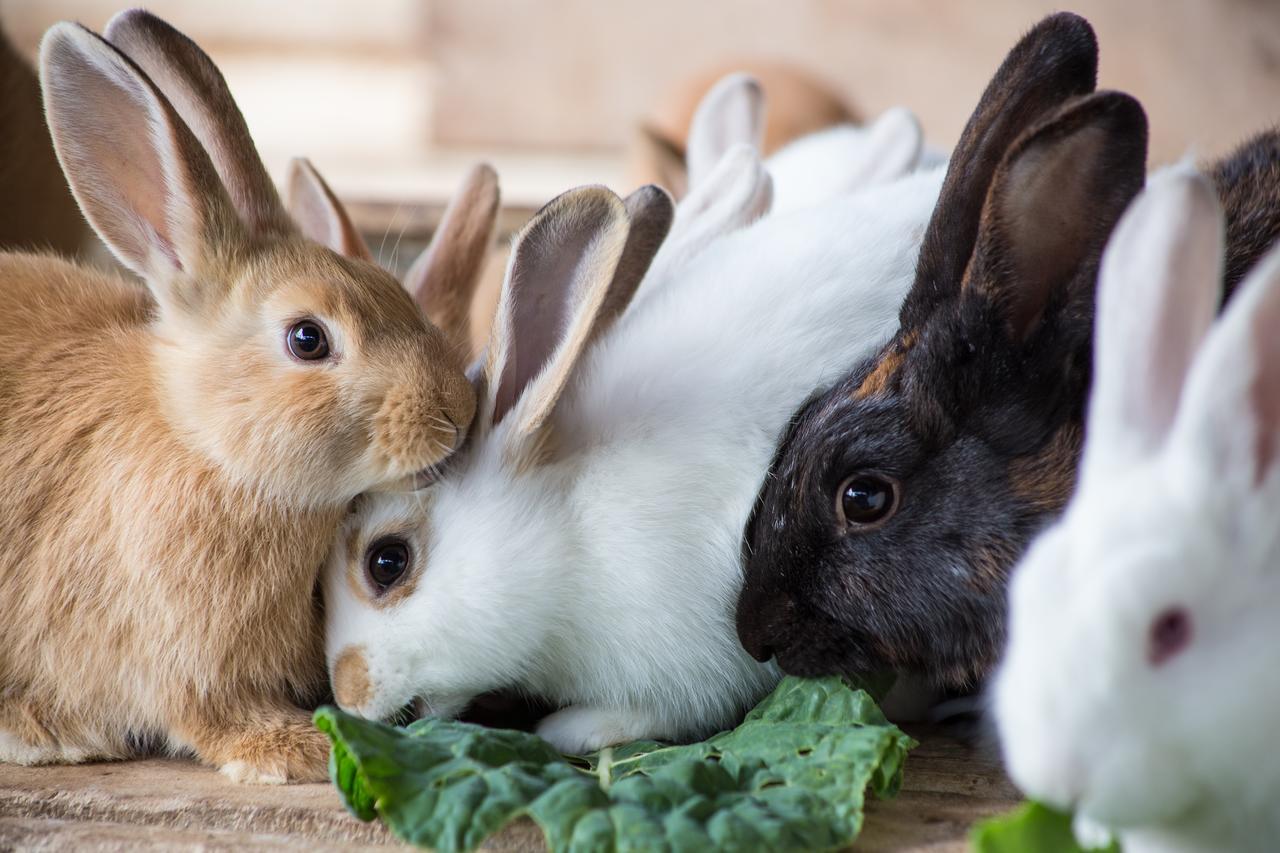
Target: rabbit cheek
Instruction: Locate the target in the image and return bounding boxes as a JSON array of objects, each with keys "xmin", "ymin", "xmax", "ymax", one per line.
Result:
[{"xmin": 1007, "ymin": 423, "xmax": 1082, "ymax": 516}]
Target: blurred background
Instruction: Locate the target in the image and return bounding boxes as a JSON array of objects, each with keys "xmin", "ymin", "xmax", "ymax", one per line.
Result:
[{"xmin": 4, "ymin": 0, "xmax": 1279, "ymax": 251}]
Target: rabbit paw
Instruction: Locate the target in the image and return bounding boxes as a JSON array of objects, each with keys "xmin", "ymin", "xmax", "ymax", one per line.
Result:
[
  {"xmin": 208, "ymin": 719, "xmax": 330, "ymax": 784},
  {"xmin": 536, "ymin": 705, "xmax": 662, "ymax": 754},
  {"xmin": 0, "ymin": 731, "xmax": 66, "ymax": 765}
]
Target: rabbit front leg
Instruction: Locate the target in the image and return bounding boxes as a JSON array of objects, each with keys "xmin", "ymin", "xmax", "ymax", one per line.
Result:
[
  {"xmin": 536, "ymin": 705, "xmax": 673, "ymax": 754},
  {"xmin": 172, "ymin": 700, "xmax": 329, "ymax": 784},
  {"xmin": 0, "ymin": 697, "xmax": 121, "ymax": 765}
]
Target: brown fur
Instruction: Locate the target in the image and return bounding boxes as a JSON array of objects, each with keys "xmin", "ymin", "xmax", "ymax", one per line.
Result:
[
  {"xmin": 1008, "ymin": 423, "xmax": 1083, "ymax": 514},
  {"xmin": 0, "ymin": 14, "xmax": 476, "ymax": 782},
  {"xmin": 407, "ymin": 164, "xmax": 502, "ymax": 358},
  {"xmin": 852, "ymin": 330, "xmax": 918, "ymax": 399},
  {"xmin": 0, "ymin": 26, "xmax": 86, "ymax": 256},
  {"xmin": 332, "ymin": 647, "xmax": 373, "ymax": 710}
]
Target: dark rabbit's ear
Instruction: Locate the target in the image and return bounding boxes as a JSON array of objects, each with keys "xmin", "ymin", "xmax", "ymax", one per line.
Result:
[
  {"xmin": 902, "ymin": 12, "xmax": 1098, "ymax": 328},
  {"xmin": 963, "ymin": 92, "xmax": 1148, "ymax": 342}
]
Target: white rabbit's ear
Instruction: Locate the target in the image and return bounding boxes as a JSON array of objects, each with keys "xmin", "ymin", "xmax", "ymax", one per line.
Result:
[
  {"xmin": 102, "ymin": 9, "xmax": 292, "ymax": 238},
  {"xmin": 405, "ymin": 163, "xmax": 501, "ymax": 353},
  {"xmin": 40, "ymin": 22, "xmax": 241, "ymax": 291},
  {"xmin": 685, "ymin": 73, "xmax": 764, "ymax": 192},
  {"xmin": 1083, "ymin": 165, "xmax": 1224, "ymax": 477},
  {"xmin": 588, "ymin": 185, "xmax": 674, "ymax": 347},
  {"xmin": 485, "ymin": 187, "xmax": 632, "ymax": 439},
  {"xmin": 640, "ymin": 144, "xmax": 771, "ymax": 296},
  {"xmin": 286, "ymin": 157, "xmax": 374, "ymax": 262},
  {"xmin": 1173, "ymin": 241, "xmax": 1280, "ymax": 491},
  {"xmin": 766, "ymin": 109, "xmax": 923, "ymax": 214},
  {"xmin": 842, "ymin": 107, "xmax": 924, "ymax": 188}
]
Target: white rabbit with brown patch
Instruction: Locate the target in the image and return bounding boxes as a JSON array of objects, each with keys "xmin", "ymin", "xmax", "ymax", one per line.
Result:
[{"xmin": 323, "ymin": 132, "xmax": 943, "ymax": 752}]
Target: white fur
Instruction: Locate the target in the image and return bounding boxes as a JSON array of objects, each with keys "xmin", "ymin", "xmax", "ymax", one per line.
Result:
[
  {"xmin": 326, "ymin": 159, "xmax": 945, "ymax": 752},
  {"xmin": 994, "ymin": 165, "xmax": 1280, "ymax": 852},
  {"xmin": 765, "ymin": 107, "xmax": 925, "ymax": 214}
]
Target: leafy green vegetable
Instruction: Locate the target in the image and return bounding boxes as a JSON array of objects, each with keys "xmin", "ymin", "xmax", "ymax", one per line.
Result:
[
  {"xmin": 972, "ymin": 801, "xmax": 1121, "ymax": 853},
  {"xmin": 315, "ymin": 676, "xmax": 915, "ymax": 853}
]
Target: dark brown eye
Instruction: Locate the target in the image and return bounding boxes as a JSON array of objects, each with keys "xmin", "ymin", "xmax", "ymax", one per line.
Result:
[
  {"xmin": 836, "ymin": 475, "xmax": 899, "ymax": 529},
  {"xmin": 1147, "ymin": 606, "xmax": 1192, "ymax": 666},
  {"xmin": 366, "ymin": 539, "xmax": 410, "ymax": 592},
  {"xmin": 287, "ymin": 320, "xmax": 330, "ymax": 361}
]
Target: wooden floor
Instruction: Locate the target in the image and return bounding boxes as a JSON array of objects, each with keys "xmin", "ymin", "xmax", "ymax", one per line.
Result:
[{"xmin": 0, "ymin": 725, "xmax": 1019, "ymax": 851}]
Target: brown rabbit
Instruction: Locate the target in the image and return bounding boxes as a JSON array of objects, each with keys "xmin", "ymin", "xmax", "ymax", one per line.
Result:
[
  {"xmin": 0, "ymin": 22, "xmax": 85, "ymax": 255},
  {"xmin": 0, "ymin": 11, "xmax": 485, "ymax": 783}
]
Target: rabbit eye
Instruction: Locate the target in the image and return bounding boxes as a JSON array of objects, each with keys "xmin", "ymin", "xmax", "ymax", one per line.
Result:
[
  {"xmin": 1147, "ymin": 606, "xmax": 1192, "ymax": 666},
  {"xmin": 836, "ymin": 475, "xmax": 899, "ymax": 529},
  {"xmin": 287, "ymin": 319, "xmax": 331, "ymax": 361},
  {"xmin": 366, "ymin": 538, "xmax": 410, "ymax": 592}
]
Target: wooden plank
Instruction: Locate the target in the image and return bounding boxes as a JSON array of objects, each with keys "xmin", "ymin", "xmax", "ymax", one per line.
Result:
[{"xmin": 0, "ymin": 725, "xmax": 1019, "ymax": 851}]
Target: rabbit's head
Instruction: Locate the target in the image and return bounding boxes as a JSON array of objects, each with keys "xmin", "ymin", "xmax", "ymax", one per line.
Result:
[
  {"xmin": 324, "ymin": 185, "xmax": 673, "ymax": 721},
  {"xmin": 736, "ymin": 13, "xmax": 1148, "ymax": 687},
  {"xmin": 41, "ymin": 11, "xmax": 478, "ymax": 506}
]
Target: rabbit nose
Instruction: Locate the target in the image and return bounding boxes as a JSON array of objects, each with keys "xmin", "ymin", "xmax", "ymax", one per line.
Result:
[{"xmin": 736, "ymin": 584, "xmax": 794, "ymax": 662}]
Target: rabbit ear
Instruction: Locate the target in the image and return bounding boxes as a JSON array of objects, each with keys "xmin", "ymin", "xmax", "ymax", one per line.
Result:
[
  {"xmin": 102, "ymin": 9, "xmax": 291, "ymax": 238},
  {"xmin": 685, "ymin": 73, "xmax": 765, "ymax": 192},
  {"xmin": 405, "ymin": 164, "xmax": 500, "ymax": 353},
  {"xmin": 587, "ymin": 184, "xmax": 674, "ymax": 348},
  {"xmin": 40, "ymin": 22, "xmax": 240, "ymax": 291},
  {"xmin": 961, "ymin": 91, "xmax": 1148, "ymax": 342},
  {"xmin": 285, "ymin": 157, "xmax": 373, "ymax": 262},
  {"xmin": 484, "ymin": 186, "xmax": 632, "ymax": 439},
  {"xmin": 766, "ymin": 108, "xmax": 923, "ymax": 215},
  {"xmin": 848, "ymin": 107, "xmax": 925, "ymax": 187},
  {"xmin": 903, "ymin": 12, "xmax": 1097, "ymax": 329},
  {"xmin": 641, "ymin": 144, "xmax": 771, "ymax": 296},
  {"xmin": 1083, "ymin": 165, "xmax": 1223, "ymax": 476},
  {"xmin": 1174, "ymin": 241, "xmax": 1280, "ymax": 491}
]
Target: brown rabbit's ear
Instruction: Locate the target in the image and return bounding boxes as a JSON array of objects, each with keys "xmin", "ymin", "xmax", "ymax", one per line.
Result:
[
  {"xmin": 485, "ymin": 186, "xmax": 631, "ymax": 439},
  {"xmin": 685, "ymin": 73, "xmax": 765, "ymax": 193},
  {"xmin": 285, "ymin": 157, "xmax": 373, "ymax": 262},
  {"xmin": 904, "ymin": 12, "xmax": 1098, "ymax": 329},
  {"xmin": 40, "ymin": 23, "xmax": 239, "ymax": 290},
  {"xmin": 589, "ymin": 184, "xmax": 674, "ymax": 344},
  {"xmin": 404, "ymin": 163, "xmax": 500, "ymax": 352},
  {"xmin": 103, "ymin": 9, "xmax": 291, "ymax": 238},
  {"xmin": 963, "ymin": 92, "xmax": 1148, "ymax": 342}
]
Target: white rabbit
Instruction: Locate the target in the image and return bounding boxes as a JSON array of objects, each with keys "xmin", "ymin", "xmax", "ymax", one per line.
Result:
[
  {"xmin": 765, "ymin": 108, "xmax": 936, "ymax": 215},
  {"xmin": 994, "ymin": 163, "xmax": 1280, "ymax": 852},
  {"xmin": 640, "ymin": 72, "xmax": 928, "ymax": 301},
  {"xmin": 323, "ymin": 145, "xmax": 945, "ymax": 753}
]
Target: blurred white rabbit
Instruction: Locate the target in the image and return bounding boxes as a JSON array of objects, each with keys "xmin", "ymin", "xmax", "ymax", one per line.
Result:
[{"xmin": 995, "ymin": 163, "xmax": 1280, "ymax": 853}]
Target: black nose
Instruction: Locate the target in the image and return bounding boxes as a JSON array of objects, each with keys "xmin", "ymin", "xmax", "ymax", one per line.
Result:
[
  {"xmin": 736, "ymin": 580, "xmax": 791, "ymax": 662},
  {"xmin": 737, "ymin": 621, "xmax": 777, "ymax": 663}
]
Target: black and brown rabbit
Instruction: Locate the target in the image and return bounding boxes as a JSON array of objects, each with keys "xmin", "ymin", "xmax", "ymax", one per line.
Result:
[{"xmin": 736, "ymin": 11, "xmax": 1280, "ymax": 695}]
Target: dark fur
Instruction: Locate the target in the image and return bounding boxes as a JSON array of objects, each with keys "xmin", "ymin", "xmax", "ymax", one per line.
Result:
[
  {"xmin": 736, "ymin": 13, "xmax": 1151, "ymax": 687},
  {"xmin": 1213, "ymin": 128, "xmax": 1280, "ymax": 297},
  {"xmin": 737, "ymin": 18, "xmax": 1280, "ymax": 689}
]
